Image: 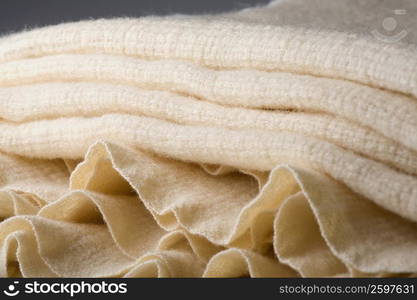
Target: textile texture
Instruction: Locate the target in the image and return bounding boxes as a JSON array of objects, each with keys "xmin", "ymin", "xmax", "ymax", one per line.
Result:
[{"xmin": 0, "ymin": 0, "xmax": 417, "ymax": 277}]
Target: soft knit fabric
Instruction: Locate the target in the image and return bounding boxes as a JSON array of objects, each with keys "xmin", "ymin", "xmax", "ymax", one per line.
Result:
[{"xmin": 0, "ymin": 0, "xmax": 416, "ymax": 277}]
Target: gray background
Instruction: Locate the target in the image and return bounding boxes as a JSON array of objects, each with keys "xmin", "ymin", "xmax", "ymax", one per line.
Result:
[{"xmin": 0, "ymin": 0, "xmax": 270, "ymax": 35}]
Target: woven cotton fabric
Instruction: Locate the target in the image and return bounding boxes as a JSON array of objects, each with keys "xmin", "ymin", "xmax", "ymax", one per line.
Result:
[{"xmin": 0, "ymin": 0, "xmax": 417, "ymax": 277}]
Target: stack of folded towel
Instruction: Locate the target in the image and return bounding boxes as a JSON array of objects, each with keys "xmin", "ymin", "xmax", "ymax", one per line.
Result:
[{"xmin": 0, "ymin": 0, "xmax": 416, "ymax": 277}]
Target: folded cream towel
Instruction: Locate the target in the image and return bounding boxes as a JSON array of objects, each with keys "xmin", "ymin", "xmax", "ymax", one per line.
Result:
[{"xmin": 0, "ymin": 0, "xmax": 416, "ymax": 277}]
